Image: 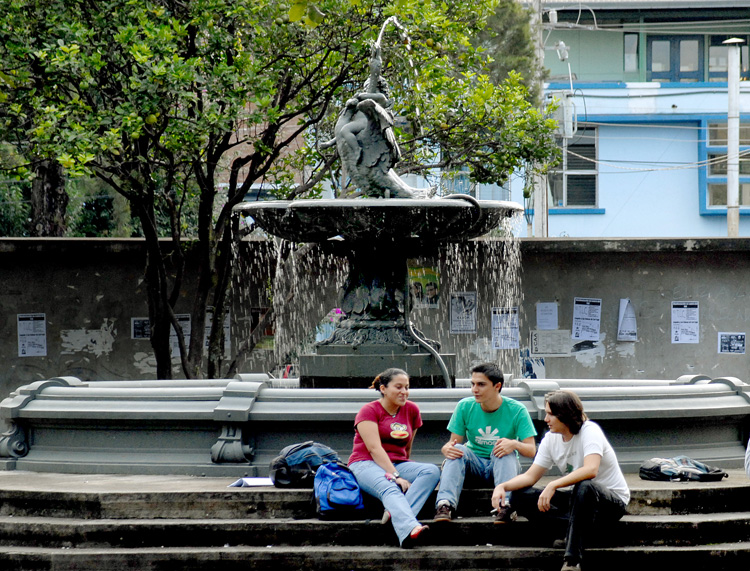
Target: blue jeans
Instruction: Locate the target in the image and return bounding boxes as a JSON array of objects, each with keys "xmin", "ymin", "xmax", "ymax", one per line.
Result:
[
  {"xmin": 435, "ymin": 443, "xmax": 521, "ymax": 510},
  {"xmin": 350, "ymin": 460, "xmax": 440, "ymax": 545}
]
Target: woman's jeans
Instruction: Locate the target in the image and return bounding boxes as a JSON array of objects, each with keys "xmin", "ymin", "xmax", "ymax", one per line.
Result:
[
  {"xmin": 435, "ymin": 443, "xmax": 521, "ymax": 510},
  {"xmin": 350, "ymin": 460, "xmax": 440, "ymax": 545}
]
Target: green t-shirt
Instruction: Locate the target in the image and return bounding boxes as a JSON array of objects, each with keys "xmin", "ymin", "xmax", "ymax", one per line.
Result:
[{"xmin": 447, "ymin": 396, "xmax": 537, "ymax": 458}]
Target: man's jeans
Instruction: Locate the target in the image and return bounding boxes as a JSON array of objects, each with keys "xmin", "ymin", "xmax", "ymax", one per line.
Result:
[
  {"xmin": 512, "ymin": 480, "xmax": 627, "ymax": 565},
  {"xmin": 350, "ymin": 460, "xmax": 440, "ymax": 545},
  {"xmin": 435, "ymin": 443, "xmax": 521, "ymax": 510}
]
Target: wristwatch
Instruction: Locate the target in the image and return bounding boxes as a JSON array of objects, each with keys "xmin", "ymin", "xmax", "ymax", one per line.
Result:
[{"xmin": 392, "ymin": 470, "xmax": 401, "ymax": 479}]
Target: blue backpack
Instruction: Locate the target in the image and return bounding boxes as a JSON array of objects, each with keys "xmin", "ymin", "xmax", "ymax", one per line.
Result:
[
  {"xmin": 269, "ymin": 441, "xmax": 340, "ymax": 488},
  {"xmin": 314, "ymin": 461, "xmax": 366, "ymax": 519}
]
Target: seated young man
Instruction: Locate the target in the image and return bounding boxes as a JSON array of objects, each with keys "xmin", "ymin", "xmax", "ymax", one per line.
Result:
[
  {"xmin": 492, "ymin": 390, "xmax": 630, "ymax": 571},
  {"xmin": 434, "ymin": 362, "xmax": 537, "ymax": 523}
]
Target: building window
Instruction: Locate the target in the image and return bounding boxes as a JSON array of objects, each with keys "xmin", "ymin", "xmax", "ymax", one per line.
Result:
[
  {"xmin": 647, "ymin": 36, "xmax": 703, "ymax": 82},
  {"xmin": 705, "ymin": 122, "xmax": 750, "ymax": 207},
  {"xmin": 624, "ymin": 34, "xmax": 639, "ymax": 72},
  {"xmin": 549, "ymin": 126, "xmax": 597, "ymax": 208},
  {"xmin": 708, "ymin": 36, "xmax": 750, "ymax": 82}
]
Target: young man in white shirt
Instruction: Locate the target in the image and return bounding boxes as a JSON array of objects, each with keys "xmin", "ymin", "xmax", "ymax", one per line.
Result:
[{"xmin": 491, "ymin": 390, "xmax": 629, "ymax": 571}]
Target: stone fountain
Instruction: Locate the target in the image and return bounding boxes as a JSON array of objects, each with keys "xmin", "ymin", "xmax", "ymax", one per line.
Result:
[{"xmin": 235, "ymin": 19, "xmax": 522, "ymax": 388}]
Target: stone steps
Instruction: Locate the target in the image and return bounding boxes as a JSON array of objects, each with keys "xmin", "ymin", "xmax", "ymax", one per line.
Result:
[
  {"xmin": 1, "ymin": 512, "xmax": 750, "ymax": 549},
  {"xmin": 0, "ymin": 470, "xmax": 749, "ymax": 570},
  {"xmin": 3, "ymin": 543, "xmax": 750, "ymax": 571}
]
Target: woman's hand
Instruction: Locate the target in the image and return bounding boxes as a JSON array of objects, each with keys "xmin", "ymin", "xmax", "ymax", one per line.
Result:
[{"xmin": 395, "ymin": 477, "xmax": 410, "ymax": 493}]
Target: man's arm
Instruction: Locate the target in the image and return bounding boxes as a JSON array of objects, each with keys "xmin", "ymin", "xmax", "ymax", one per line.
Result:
[
  {"xmin": 491, "ymin": 463, "xmax": 547, "ymax": 509},
  {"xmin": 536, "ymin": 453, "xmax": 601, "ymax": 512},
  {"xmin": 493, "ymin": 436, "xmax": 536, "ymax": 459},
  {"xmin": 441, "ymin": 433, "xmax": 465, "ymax": 459}
]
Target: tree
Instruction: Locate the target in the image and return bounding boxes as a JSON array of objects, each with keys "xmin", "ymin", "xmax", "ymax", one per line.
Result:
[{"xmin": 0, "ymin": 0, "xmax": 558, "ymax": 378}]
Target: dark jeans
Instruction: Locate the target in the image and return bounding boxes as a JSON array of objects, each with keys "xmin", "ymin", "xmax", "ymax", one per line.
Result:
[{"xmin": 511, "ymin": 480, "xmax": 626, "ymax": 564}]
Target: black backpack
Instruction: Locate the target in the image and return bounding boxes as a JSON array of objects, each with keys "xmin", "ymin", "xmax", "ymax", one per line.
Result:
[
  {"xmin": 269, "ymin": 441, "xmax": 340, "ymax": 488},
  {"xmin": 639, "ymin": 455, "xmax": 728, "ymax": 482}
]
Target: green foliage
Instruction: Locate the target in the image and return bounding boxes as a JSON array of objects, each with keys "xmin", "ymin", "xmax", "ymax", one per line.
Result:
[
  {"xmin": 0, "ymin": 144, "xmax": 31, "ymax": 236},
  {"xmin": 0, "ymin": 0, "xmax": 559, "ymax": 375}
]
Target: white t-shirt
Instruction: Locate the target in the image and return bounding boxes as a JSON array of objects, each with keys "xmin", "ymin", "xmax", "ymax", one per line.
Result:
[{"xmin": 534, "ymin": 420, "xmax": 630, "ymax": 505}]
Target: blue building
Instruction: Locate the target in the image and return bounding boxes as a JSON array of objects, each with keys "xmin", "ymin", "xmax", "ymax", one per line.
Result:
[{"xmin": 501, "ymin": 1, "xmax": 750, "ymax": 237}]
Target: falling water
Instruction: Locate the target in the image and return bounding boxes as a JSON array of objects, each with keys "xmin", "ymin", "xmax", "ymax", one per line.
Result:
[
  {"xmin": 408, "ymin": 212, "xmax": 525, "ymax": 381},
  {"xmin": 270, "ymin": 241, "xmax": 348, "ymax": 372}
]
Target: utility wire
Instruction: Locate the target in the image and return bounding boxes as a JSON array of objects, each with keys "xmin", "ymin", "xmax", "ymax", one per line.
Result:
[{"xmin": 564, "ymin": 147, "xmax": 750, "ymax": 173}]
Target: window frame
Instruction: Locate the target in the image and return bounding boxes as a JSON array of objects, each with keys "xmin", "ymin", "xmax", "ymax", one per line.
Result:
[
  {"xmin": 647, "ymin": 35, "xmax": 704, "ymax": 83},
  {"xmin": 548, "ymin": 125, "xmax": 600, "ymax": 212},
  {"xmin": 700, "ymin": 118, "xmax": 750, "ymax": 215}
]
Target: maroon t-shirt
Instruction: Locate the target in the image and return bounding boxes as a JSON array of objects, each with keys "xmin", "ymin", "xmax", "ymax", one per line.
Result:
[{"xmin": 348, "ymin": 400, "xmax": 423, "ymax": 465}]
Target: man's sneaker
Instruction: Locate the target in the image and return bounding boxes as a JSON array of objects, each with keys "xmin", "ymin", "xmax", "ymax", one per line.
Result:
[
  {"xmin": 434, "ymin": 503, "xmax": 453, "ymax": 522},
  {"xmin": 560, "ymin": 560, "xmax": 580, "ymax": 571},
  {"xmin": 552, "ymin": 538, "xmax": 566, "ymax": 549},
  {"xmin": 493, "ymin": 505, "xmax": 517, "ymax": 524}
]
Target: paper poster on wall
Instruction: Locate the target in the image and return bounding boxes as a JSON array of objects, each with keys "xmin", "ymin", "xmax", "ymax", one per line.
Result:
[
  {"xmin": 491, "ymin": 307, "xmax": 519, "ymax": 349},
  {"xmin": 408, "ymin": 266, "xmax": 440, "ymax": 308},
  {"xmin": 536, "ymin": 302, "xmax": 558, "ymax": 330},
  {"xmin": 671, "ymin": 301, "xmax": 699, "ymax": 344},
  {"xmin": 718, "ymin": 332, "xmax": 745, "ymax": 354},
  {"xmin": 450, "ymin": 291, "xmax": 477, "ymax": 334},
  {"xmin": 520, "ymin": 348, "xmax": 545, "ymax": 379},
  {"xmin": 529, "ymin": 329, "xmax": 571, "ymax": 357},
  {"xmin": 131, "ymin": 317, "xmax": 150, "ymax": 339},
  {"xmin": 17, "ymin": 313, "xmax": 47, "ymax": 357},
  {"xmin": 617, "ymin": 298, "xmax": 638, "ymax": 341},
  {"xmin": 572, "ymin": 297, "xmax": 602, "ymax": 341},
  {"xmin": 170, "ymin": 314, "xmax": 192, "ymax": 353}
]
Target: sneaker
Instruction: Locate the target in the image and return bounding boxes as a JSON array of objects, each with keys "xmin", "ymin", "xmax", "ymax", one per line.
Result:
[
  {"xmin": 434, "ymin": 503, "xmax": 453, "ymax": 522},
  {"xmin": 560, "ymin": 560, "xmax": 580, "ymax": 571},
  {"xmin": 493, "ymin": 505, "xmax": 517, "ymax": 524},
  {"xmin": 381, "ymin": 510, "xmax": 391, "ymax": 525},
  {"xmin": 552, "ymin": 538, "xmax": 566, "ymax": 549}
]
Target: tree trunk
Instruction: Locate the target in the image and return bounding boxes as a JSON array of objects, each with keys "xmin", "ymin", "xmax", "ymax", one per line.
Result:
[
  {"xmin": 30, "ymin": 159, "xmax": 67, "ymax": 237},
  {"xmin": 136, "ymin": 200, "xmax": 175, "ymax": 380}
]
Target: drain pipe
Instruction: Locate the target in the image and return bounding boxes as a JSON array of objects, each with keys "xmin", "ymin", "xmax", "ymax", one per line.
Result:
[{"xmin": 403, "ymin": 274, "xmax": 453, "ymax": 388}]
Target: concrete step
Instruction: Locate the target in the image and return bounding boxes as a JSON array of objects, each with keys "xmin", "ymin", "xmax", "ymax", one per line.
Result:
[
  {"xmin": 2, "ymin": 512, "xmax": 749, "ymax": 549},
  {"xmin": 1, "ymin": 470, "xmax": 749, "ymax": 570},
  {"xmin": 1, "ymin": 477, "xmax": 749, "ymax": 519},
  {"xmin": 2, "ymin": 542, "xmax": 750, "ymax": 571}
]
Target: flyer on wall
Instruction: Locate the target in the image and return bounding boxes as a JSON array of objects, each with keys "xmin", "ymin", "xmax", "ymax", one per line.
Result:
[
  {"xmin": 450, "ymin": 291, "xmax": 477, "ymax": 334},
  {"xmin": 572, "ymin": 297, "xmax": 602, "ymax": 341},
  {"xmin": 17, "ymin": 313, "xmax": 47, "ymax": 357},
  {"xmin": 491, "ymin": 306, "xmax": 519, "ymax": 349},
  {"xmin": 671, "ymin": 301, "xmax": 699, "ymax": 344}
]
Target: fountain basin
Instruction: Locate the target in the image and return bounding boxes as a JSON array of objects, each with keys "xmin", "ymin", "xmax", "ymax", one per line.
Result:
[
  {"xmin": 1, "ymin": 375, "xmax": 747, "ymax": 475},
  {"xmin": 234, "ymin": 198, "xmax": 523, "ymax": 243}
]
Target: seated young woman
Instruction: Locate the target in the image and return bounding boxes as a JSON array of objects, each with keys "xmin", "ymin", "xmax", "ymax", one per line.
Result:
[{"xmin": 348, "ymin": 368, "xmax": 440, "ymax": 548}]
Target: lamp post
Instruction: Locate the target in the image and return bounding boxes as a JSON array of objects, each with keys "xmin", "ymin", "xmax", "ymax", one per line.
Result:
[{"xmin": 723, "ymin": 38, "xmax": 744, "ymax": 237}]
